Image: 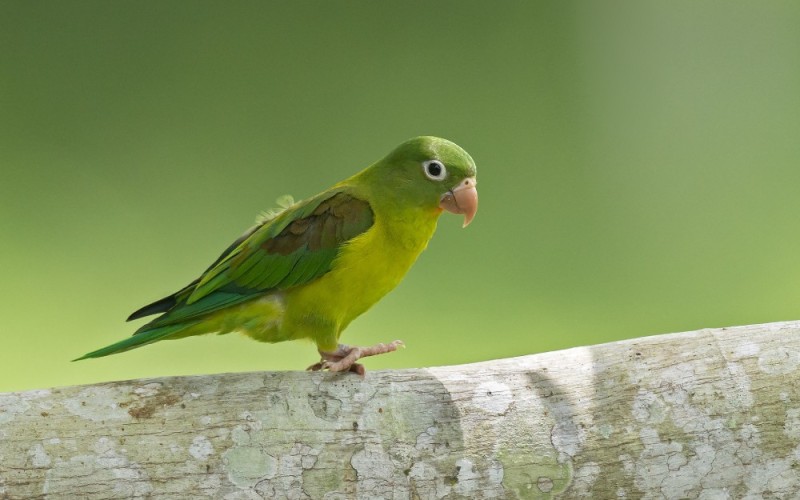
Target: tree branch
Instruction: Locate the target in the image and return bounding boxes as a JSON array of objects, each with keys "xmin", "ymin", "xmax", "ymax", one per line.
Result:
[{"xmin": 2, "ymin": 321, "xmax": 800, "ymax": 498}]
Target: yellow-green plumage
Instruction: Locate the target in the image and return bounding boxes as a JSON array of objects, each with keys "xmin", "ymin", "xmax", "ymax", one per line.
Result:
[
  {"xmin": 283, "ymin": 203, "xmax": 441, "ymax": 351},
  {"xmin": 76, "ymin": 136, "xmax": 477, "ymax": 367}
]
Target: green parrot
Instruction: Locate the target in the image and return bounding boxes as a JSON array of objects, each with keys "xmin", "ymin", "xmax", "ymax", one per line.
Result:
[{"xmin": 76, "ymin": 136, "xmax": 478, "ymax": 374}]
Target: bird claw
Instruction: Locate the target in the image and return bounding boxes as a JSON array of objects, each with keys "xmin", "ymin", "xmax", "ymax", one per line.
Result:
[
  {"xmin": 305, "ymin": 360, "xmax": 365, "ymax": 376},
  {"xmin": 306, "ymin": 340, "xmax": 404, "ymax": 375},
  {"xmin": 305, "ymin": 361, "xmax": 327, "ymax": 372}
]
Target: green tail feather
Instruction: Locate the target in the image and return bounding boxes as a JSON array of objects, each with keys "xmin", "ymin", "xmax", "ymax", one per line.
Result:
[{"xmin": 73, "ymin": 323, "xmax": 191, "ymax": 361}]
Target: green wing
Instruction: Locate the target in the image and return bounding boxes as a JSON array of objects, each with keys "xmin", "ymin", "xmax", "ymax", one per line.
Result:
[{"xmin": 135, "ymin": 188, "xmax": 374, "ymax": 331}]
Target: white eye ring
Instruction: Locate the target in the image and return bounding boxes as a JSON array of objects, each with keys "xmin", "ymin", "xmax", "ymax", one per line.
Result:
[{"xmin": 422, "ymin": 160, "xmax": 447, "ymax": 181}]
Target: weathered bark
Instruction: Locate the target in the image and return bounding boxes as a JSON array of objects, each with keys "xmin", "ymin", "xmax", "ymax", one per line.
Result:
[{"xmin": 2, "ymin": 321, "xmax": 800, "ymax": 499}]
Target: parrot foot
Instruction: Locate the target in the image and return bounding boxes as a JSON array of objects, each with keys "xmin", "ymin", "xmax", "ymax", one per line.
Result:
[{"xmin": 307, "ymin": 340, "xmax": 404, "ymax": 375}]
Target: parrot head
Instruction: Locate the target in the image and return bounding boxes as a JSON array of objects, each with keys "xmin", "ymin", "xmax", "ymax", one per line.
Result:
[{"xmin": 369, "ymin": 136, "xmax": 478, "ymax": 227}]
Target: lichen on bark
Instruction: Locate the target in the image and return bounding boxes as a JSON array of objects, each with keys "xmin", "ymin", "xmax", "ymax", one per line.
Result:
[{"xmin": 2, "ymin": 321, "xmax": 800, "ymax": 498}]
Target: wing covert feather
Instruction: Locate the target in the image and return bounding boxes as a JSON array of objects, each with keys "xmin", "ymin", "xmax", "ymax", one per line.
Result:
[
  {"xmin": 140, "ymin": 190, "xmax": 374, "ymax": 330},
  {"xmin": 187, "ymin": 190, "xmax": 373, "ymax": 304}
]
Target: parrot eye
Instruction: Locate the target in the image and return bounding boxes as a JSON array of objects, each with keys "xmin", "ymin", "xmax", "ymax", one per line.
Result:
[{"xmin": 422, "ymin": 160, "xmax": 447, "ymax": 181}]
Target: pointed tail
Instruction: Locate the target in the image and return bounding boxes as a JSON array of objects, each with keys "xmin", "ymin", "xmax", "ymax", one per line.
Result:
[{"xmin": 73, "ymin": 323, "xmax": 191, "ymax": 361}]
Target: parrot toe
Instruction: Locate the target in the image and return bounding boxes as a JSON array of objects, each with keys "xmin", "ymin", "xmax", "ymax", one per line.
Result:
[{"xmin": 307, "ymin": 340, "xmax": 404, "ymax": 375}]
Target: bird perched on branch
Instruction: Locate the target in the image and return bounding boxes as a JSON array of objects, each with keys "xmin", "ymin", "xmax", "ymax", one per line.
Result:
[{"xmin": 76, "ymin": 136, "xmax": 478, "ymax": 374}]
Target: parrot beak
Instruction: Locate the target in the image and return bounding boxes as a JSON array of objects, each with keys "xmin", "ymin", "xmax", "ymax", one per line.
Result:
[{"xmin": 439, "ymin": 177, "xmax": 478, "ymax": 227}]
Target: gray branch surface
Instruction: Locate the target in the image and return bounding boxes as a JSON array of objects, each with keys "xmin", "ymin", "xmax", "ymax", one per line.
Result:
[{"xmin": 2, "ymin": 321, "xmax": 800, "ymax": 499}]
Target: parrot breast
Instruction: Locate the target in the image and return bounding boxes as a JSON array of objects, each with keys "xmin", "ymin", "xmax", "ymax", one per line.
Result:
[{"xmin": 279, "ymin": 207, "xmax": 441, "ymax": 351}]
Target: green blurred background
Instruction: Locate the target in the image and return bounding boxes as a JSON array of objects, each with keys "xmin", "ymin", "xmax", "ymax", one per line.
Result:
[{"xmin": 2, "ymin": 1, "xmax": 799, "ymax": 392}]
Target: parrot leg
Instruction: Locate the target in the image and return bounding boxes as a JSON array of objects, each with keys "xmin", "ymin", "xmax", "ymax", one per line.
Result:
[{"xmin": 307, "ymin": 340, "xmax": 404, "ymax": 375}]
